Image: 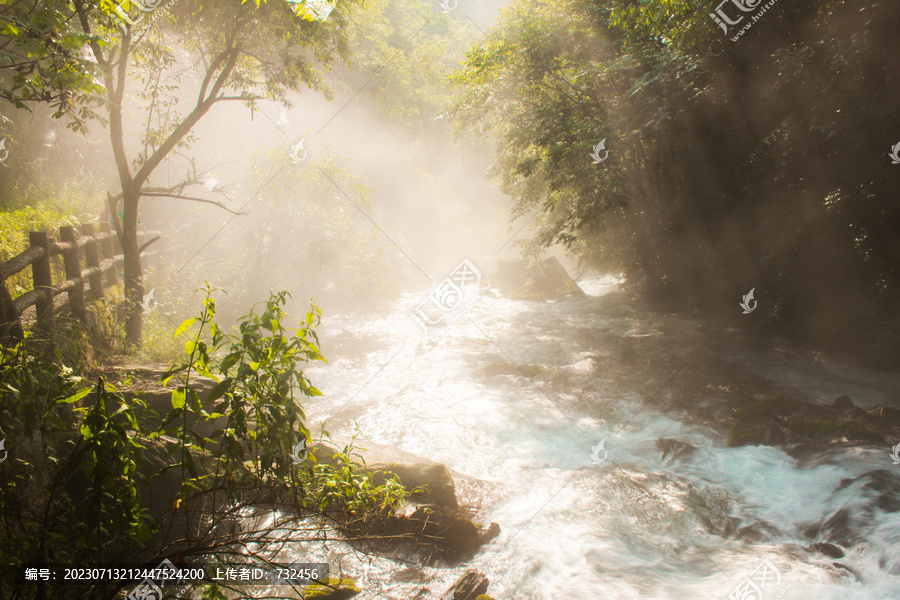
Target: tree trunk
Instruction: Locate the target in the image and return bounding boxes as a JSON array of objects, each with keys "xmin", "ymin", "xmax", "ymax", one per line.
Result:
[{"xmin": 122, "ymin": 188, "xmax": 143, "ymax": 348}]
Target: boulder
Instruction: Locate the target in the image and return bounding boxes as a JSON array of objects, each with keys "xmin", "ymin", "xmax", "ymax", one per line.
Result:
[
  {"xmin": 308, "ymin": 438, "xmax": 500, "ymax": 560},
  {"xmin": 728, "ymin": 393, "xmax": 900, "ymax": 449},
  {"xmin": 401, "ymin": 505, "xmax": 501, "ymax": 560},
  {"xmin": 442, "ymin": 570, "xmax": 489, "ymax": 600},
  {"xmin": 493, "ymin": 258, "xmax": 585, "ymax": 300},
  {"xmin": 310, "ymin": 438, "xmax": 459, "ymax": 510},
  {"xmin": 833, "ymin": 395, "xmax": 854, "ymax": 411}
]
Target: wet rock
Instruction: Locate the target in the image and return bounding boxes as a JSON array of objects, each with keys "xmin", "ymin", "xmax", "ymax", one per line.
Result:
[
  {"xmin": 833, "ymin": 395, "xmax": 854, "ymax": 411},
  {"xmin": 737, "ymin": 524, "xmax": 769, "ymax": 543},
  {"xmin": 492, "ymin": 257, "xmax": 585, "ymax": 301},
  {"xmin": 656, "ymin": 438, "xmax": 696, "ymax": 462},
  {"xmin": 442, "ymin": 569, "xmax": 489, "ymax": 600},
  {"xmin": 404, "ymin": 506, "xmax": 500, "ymax": 560},
  {"xmin": 311, "ymin": 439, "xmax": 459, "ymax": 510},
  {"xmin": 481, "ymin": 522, "xmax": 501, "ymax": 543},
  {"xmin": 728, "ymin": 393, "xmax": 900, "ymax": 449},
  {"xmin": 816, "ymin": 470, "xmax": 900, "ymax": 546},
  {"xmin": 370, "ymin": 462, "xmax": 459, "ymax": 510},
  {"xmin": 808, "ymin": 542, "xmax": 846, "ymax": 559},
  {"xmin": 686, "ymin": 486, "xmax": 736, "ymax": 537},
  {"xmin": 303, "ymin": 576, "xmax": 361, "ymax": 599}
]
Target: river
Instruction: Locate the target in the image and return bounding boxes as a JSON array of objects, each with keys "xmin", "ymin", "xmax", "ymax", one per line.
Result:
[{"xmin": 282, "ymin": 275, "xmax": 900, "ymax": 600}]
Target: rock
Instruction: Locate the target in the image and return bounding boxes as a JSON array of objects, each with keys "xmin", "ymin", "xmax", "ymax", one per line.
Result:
[
  {"xmin": 303, "ymin": 576, "xmax": 361, "ymax": 599},
  {"xmin": 686, "ymin": 486, "xmax": 736, "ymax": 537},
  {"xmin": 833, "ymin": 395, "xmax": 854, "ymax": 411},
  {"xmin": 370, "ymin": 462, "xmax": 458, "ymax": 510},
  {"xmin": 656, "ymin": 438, "xmax": 697, "ymax": 462},
  {"xmin": 728, "ymin": 393, "xmax": 900, "ymax": 449},
  {"xmin": 442, "ymin": 569, "xmax": 489, "ymax": 600},
  {"xmin": 311, "ymin": 439, "xmax": 459, "ymax": 510},
  {"xmin": 399, "ymin": 506, "xmax": 499, "ymax": 560},
  {"xmin": 475, "ymin": 596, "xmax": 494, "ymax": 600},
  {"xmin": 481, "ymin": 522, "xmax": 501, "ymax": 543},
  {"xmin": 443, "ymin": 515, "xmax": 483, "ymax": 557},
  {"xmin": 817, "ymin": 470, "xmax": 900, "ymax": 546},
  {"xmin": 493, "ymin": 257, "xmax": 585, "ymax": 301},
  {"xmin": 808, "ymin": 542, "xmax": 846, "ymax": 558}
]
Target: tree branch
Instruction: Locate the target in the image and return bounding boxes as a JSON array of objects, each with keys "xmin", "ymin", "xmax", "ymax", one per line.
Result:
[{"xmin": 140, "ymin": 192, "xmax": 247, "ymax": 215}]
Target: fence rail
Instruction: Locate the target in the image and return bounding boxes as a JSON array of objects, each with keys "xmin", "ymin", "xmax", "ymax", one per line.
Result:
[{"xmin": 0, "ymin": 222, "xmax": 160, "ymax": 341}]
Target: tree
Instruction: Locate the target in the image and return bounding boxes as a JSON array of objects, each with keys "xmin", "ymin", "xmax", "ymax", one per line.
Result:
[{"xmin": 1, "ymin": 0, "xmax": 361, "ymax": 346}]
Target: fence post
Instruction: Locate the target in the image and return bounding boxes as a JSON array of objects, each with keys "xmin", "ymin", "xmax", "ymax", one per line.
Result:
[
  {"xmin": 29, "ymin": 231, "xmax": 54, "ymax": 330},
  {"xmin": 59, "ymin": 226, "xmax": 86, "ymax": 321},
  {"xmin": 0, "ymin": 275, "xmax": 23, "ymax": 342},
  {"xmin": 99, "ymin": 222, "xmax": 118, "ymax": 287},
  {"xmin": 81, "ymin": 223, "xmax": 104, "ymax": 300}
]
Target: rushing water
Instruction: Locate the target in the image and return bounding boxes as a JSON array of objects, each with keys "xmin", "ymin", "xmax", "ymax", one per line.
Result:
[{"xmin": 285, "ymin": 276, "xmax": 900, "ymax": 600}]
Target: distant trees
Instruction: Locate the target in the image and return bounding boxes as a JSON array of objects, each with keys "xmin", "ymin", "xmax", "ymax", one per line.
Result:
[{"xmin": 451, "ymin": 0, "xmax": 900, "ymax": 366}]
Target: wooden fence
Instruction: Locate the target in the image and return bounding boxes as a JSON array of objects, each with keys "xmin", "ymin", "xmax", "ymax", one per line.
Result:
[{"xmin": 0, "ymin": 222, "xmax": 160, "ymax": 342}]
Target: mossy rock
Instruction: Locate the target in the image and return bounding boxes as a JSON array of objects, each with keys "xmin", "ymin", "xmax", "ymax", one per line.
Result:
[
  {"xmin": 787, "ymin": 415, "xmax": 842, "ymax": 438},
  {"xmin": 728, "ymin": 394, "xmax": 800, "ymax": 447},
  {"xmin": 303, "ymin": 577, "xmax": 361, "ymax": 600}
]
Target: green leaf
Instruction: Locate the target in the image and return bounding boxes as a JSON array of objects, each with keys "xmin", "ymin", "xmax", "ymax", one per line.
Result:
[
  {"xmin": 220, "ymin": 353, "xmax": 240, "ymax": 374},
  {"xmin": 207, "ymin": 378, "xmax": 232, "ymax": 403},
  {"xmin": 175, "ymin": 318, "xmax": 199, "ymax": 338},
  {"xmin": 57, "ymin": 387, "xmax": 91, "ymax": 405},
  {"xmin": 171, "ymin": 387, "xmax": 186, "ymax": 409}
]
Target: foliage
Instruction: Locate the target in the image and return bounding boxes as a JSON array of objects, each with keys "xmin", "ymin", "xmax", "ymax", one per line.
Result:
[
  {"xmin": 0, "ymin": 288, "xmax": 409, "ymax": 599},
  {"xmin": 0, "ymin": 333, "xmax": 155, "ymax": 598},
  {"xmin": 0, "ymin": 0, "xmax": 106, "ymax": 132},
  {"xmin": 0, "ymin": 206, "xmax": 76, "ymax": 294},
  {"xmin": 450, "ymin": 0, "xmax": 900, "ymax": 366},
  {"xmin": 158, "ymin": 285, "xmax": 324, "ymax": 494}
]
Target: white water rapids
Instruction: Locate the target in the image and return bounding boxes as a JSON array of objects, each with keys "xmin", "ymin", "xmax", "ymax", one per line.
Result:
[{"xmin": 274, "ymin": 276, "xmax": 900, "ymax": 600}]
